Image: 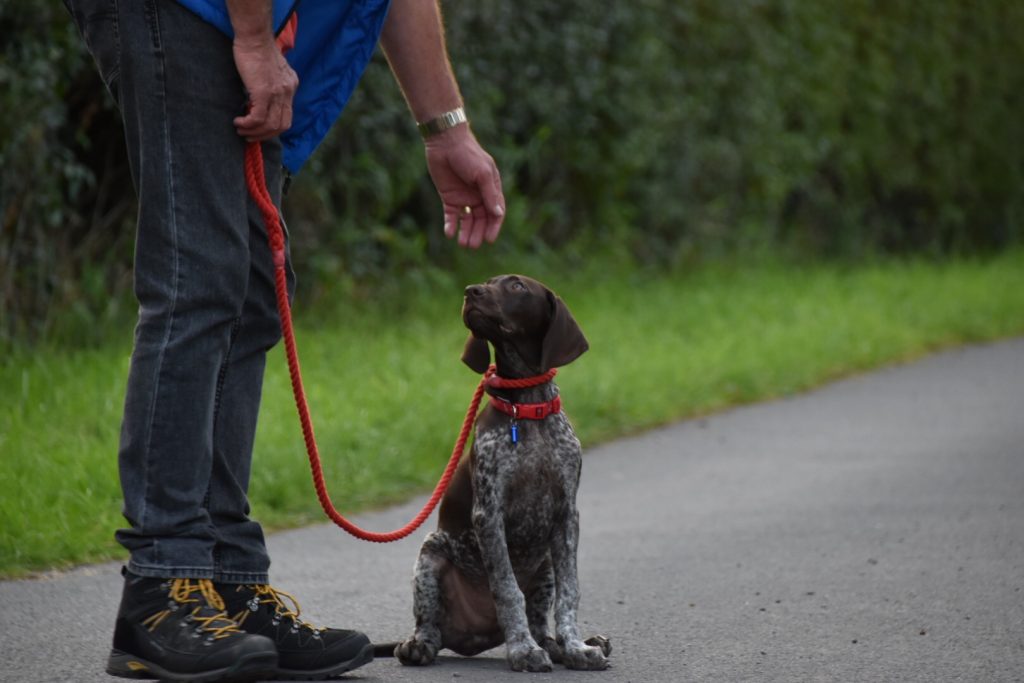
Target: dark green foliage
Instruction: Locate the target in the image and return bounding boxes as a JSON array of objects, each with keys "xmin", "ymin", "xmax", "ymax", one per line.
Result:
[
  {"xmin": 1, "ymin": 0, "xmax": 134, "ymax": 344},
  {"xmin": 3, "ymin": 0, "xmax": 1022, "ymax": 344}
]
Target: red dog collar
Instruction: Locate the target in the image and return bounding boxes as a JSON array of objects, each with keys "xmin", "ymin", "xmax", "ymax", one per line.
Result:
[{"xmin": 489, "ymin": 395, "xmax": 562, "ymax": 420}]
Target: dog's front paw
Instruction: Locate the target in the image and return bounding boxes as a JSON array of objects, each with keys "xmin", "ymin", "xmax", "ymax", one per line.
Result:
[
  {"xmin": 507, "ymin": 642, "xmax": 553, "ymax": 672},
  {"xmin": 395, "ymin": 638, "xmax": 438, "ymax": 666},
  {"xmin": 562, "ymin": 638, "xmax": 611, "ymax": 670}
]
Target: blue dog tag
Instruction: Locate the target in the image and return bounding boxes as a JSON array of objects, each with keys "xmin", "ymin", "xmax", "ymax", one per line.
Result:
[{"xmin": 510, "ymin": 422, "xmax": 519, "ymax": 444}]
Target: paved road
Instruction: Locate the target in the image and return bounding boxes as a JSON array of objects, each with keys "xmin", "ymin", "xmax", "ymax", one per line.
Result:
[{"xmin": 3, "ymin": 340, "xmax": 1023, "ymax": 682}]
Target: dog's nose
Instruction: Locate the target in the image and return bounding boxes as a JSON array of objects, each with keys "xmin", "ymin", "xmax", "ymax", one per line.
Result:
[{"xmin": 465, "ymin": 285, "xmax": 485, "ymax": 299}]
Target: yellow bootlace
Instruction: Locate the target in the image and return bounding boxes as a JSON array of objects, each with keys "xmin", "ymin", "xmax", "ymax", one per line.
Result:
[
  {"xmin": 141, "ymin": 579, "xmax": 240, "ymax": 640},
  {"xmin": 232, "ymin": 584, "xmax": 322, "ymax": 632}
]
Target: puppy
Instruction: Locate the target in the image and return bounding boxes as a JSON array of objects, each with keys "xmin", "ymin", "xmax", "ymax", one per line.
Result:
[{"xmin": 394, "ymin": 274, "xmax": 610, "ymax": 672}]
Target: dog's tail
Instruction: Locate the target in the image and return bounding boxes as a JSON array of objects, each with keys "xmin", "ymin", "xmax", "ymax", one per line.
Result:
[{"xmin": 372, "ymin": 641, "xmax": 399, "ymax": 658}]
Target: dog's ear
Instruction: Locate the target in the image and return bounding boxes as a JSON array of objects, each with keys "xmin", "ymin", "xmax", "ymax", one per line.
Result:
[
  {"xmin": 461, "ymin": 334, "xmax": 492, "ymax": 374},
  {"xmin": 540, "ymin": 291, "xmax": 589, "ymax": 370}
]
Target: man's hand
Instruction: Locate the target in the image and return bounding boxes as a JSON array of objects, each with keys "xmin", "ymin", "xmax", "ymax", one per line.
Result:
[
  {"xmin": 425, "ymin": 126, "xmax": 505, "ymax": 249},
  {"xmin": 226, "ymin": 0, "xmax": 297, "ymax": 141},
  {"xmin": 379, "ymin": 0, "xmax": 505, "ymax": 250},
  {"xmin": 231, "ymin": 37, "xmax": 298, "ymax": 141}
]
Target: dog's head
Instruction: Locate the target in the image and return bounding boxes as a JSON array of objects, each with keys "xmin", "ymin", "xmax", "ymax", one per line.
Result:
[{"xmin": 461, "ymin": 274, "xmax": 588, "ymax": 376}]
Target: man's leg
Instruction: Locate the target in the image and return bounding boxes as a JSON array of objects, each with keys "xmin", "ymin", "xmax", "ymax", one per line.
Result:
[
  {"xmin": 64, "ymin": 0, "xmax": 281, "ymax": 679},
  {"xmin": 209, "ymin": 141, "xmax": 376, "ymax": 679},
  {"xmin": 206, "ymin": 138, "xmax": 291, "ymax": 585},
  {"xmin": 110, "ymin": 0, "xmax": 262, "ymax": 578}
]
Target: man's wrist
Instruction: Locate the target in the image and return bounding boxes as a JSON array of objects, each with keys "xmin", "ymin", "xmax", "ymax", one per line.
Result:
[
  {"xmin": 226, "ymin": 0, "xmax": 274, "ymax": 45},
  {"xmin": 417, "ymin": 106, "xmax": 468, "ymax": 140}
]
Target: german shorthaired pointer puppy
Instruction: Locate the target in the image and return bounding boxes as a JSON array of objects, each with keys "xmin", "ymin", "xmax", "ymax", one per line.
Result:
[{"xmin": 393, "ymin": 274, "xmax": 610, "ymax": 672}]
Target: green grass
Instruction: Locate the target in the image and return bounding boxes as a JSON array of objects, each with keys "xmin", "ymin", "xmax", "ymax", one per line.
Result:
[{"xmin": 4, "ymin": 250, "xmax": 1024, "ymax": 577}]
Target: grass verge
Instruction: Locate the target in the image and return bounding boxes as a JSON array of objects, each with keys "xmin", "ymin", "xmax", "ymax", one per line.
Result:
[{"xmin": 3, "ymin": 250, "xmax": 1024, "ymax": 578}]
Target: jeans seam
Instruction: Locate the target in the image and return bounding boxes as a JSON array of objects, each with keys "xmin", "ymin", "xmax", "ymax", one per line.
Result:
[
  {"xmin": 128, "ymin": 560, "xmax": 216, "ymax": 579},
  {"xmin": 210, "ymin": 317, "xmax": 241, "ymax": 467},
  {"xmin": 138, "ymin": 0, "xmax": 179, "ymax": 536},
  {"xmin": 142, "ymin": 0, "xmax": 162, "ymax": 51},
  {"xmin": 130, "ymin": 561, "xmax": 213, "ymax": 572},
  {"xmin": 208, "ymin": 316, "xmax": 241, "ymax": 576}
]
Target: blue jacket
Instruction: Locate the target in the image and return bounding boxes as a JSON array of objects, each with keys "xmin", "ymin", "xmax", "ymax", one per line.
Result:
[{"xmin": 176, "ymin": 0, "xmax": 391, "ymax": 173}]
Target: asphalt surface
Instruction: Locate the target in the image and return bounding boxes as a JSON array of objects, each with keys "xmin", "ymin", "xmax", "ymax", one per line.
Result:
[{"xmin": 2, "ymin": 339, "xmax": 1023, "ymax": 682}]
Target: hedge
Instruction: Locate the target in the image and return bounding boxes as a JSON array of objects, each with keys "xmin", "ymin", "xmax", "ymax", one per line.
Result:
[{"xmin": 2, "ymin": 0, "xmax": 1022, "ymax": 344}]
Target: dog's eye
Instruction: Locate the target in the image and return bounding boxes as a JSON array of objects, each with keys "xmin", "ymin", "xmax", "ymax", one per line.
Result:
[{"xmin": 511, "ymin": 281, "xmax": 526, "ymax": 292}]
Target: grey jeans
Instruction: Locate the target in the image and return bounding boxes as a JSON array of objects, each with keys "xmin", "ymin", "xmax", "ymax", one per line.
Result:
[{"xmin": 64, "ymin": 0, "xmax": 295, "ymax": 582}]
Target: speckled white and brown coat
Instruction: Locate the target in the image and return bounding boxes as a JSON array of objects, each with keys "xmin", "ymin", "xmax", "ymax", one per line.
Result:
[{"xmin": 394, "ymin": 275, "xmax": 610, "ymax": 672}]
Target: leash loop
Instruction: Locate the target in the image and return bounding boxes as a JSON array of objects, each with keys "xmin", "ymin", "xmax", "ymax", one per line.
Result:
[
  {"xmin": 247, "ymin": 140, "xmax": 478, "ymax": 542},
  {"xmin": 245, "ymin": 142, "xmax": 552, "ymax": 543}
]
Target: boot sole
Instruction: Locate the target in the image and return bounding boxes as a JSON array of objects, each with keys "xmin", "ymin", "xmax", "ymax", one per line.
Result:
[
  {"xmin": 107, "ymin": 648, "xmax": 278, "ymax": 682},
  {"xmin": 272, "ymin": 641, "xmax": 375, "ymax": 680}
]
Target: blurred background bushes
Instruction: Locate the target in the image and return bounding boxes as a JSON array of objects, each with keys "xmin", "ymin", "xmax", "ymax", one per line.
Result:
[{"xmin": 2, "ymin": 0, "xmax": 1022, "ymax": 345}]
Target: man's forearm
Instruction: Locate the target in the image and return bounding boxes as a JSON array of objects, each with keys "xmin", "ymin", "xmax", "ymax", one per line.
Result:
[
  {"xmin": 379, "ymin": 0, "xmax": 463, "ymax": 124},
  {"xmin": 226, "ymin": 0, "xmax": 275, "ymax": 45}
]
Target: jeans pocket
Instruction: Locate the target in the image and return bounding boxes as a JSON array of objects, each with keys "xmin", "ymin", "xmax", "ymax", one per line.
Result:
[{"xmin": 66, "ymin": 0, "xmax": 122, "ymax": 103}]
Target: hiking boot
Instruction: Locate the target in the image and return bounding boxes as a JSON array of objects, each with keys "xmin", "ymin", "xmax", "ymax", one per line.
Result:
[
  {"xmin": 218, "ymin": 583, "xmax": 373, "ymax": 680},
  {"xmin": 107, "ymin": 569, "xmax": 278, "ymax": 682}
]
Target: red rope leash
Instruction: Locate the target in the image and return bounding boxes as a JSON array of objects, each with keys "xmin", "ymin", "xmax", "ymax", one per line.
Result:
[{"xmin": 243, "ymin": 141, "xmax": 554, "ymax": 542}]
